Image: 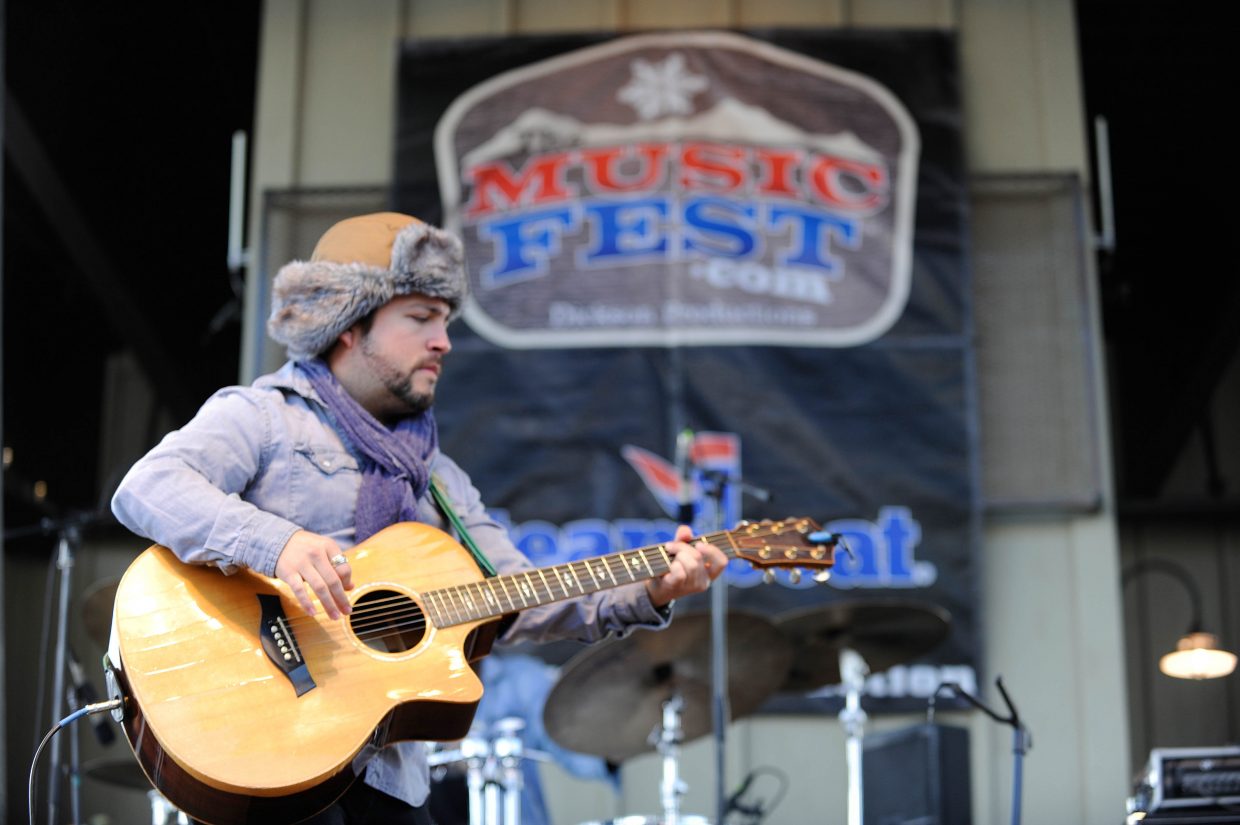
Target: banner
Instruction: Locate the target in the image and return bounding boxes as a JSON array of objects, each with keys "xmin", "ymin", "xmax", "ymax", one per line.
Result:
[{"xmin": 396, "ymin": 29, "xmax": 978, "ymax": 714}]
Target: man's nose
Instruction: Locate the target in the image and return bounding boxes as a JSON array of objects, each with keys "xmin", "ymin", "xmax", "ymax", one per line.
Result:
[{"xmin": 430, "ymin": 324, "xmax": 451, "ymax": 353}]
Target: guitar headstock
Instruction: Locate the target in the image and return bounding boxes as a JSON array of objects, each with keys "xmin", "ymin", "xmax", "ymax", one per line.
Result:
[{"xmin": 730, "ymin": 517, "xmax": 837, "ymax": 583}]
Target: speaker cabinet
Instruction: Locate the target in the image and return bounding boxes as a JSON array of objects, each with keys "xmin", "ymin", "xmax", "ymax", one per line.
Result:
[{"xmin": 863, "ymin": 723, "xmax": 972, "ymax": 825}]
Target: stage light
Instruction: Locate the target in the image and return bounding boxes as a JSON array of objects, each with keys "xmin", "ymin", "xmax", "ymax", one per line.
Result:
[
  {"xmin": 1159, "ymin": 631, "xmax": 1237, "ymax": 680},
  {"xmin": 1123, "ymin": 558, "xmax": 1236, "ymax": 681}
]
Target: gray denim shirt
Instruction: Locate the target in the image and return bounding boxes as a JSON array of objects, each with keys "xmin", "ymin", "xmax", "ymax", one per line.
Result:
[{"xmin": 110, "ymin": 361, "xmax": 668, "ymax": 809}]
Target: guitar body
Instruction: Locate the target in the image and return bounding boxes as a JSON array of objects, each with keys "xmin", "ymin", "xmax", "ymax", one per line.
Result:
[
  {"xmin": 108, "ymin": 514, "xmax": 831, "ymax": 825},
  {"xmin": 112, "ymin": 522, "xmax": 501, "ymax": 825}
]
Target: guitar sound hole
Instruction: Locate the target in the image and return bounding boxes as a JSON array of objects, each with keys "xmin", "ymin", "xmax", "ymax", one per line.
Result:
[{"xmin": 349, "ymin": 589, "xmax": 426, "ymax": 654}]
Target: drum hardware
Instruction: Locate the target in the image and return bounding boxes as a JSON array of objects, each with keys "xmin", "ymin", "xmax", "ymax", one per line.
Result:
[
  {"xmin": 429, "ymin": 717, "xmax": 545, "ymax": 825},
  {"xmin": 543, "ymin": 612, "xmax": 791, "ymax": 763},
  {"xmin": 147, "ymin": 789, "xmax": 191, "ymax": 825},
  {"xmin": 546, "ymin": 611, "xmax": 789, "ymax": 825},
  {"xmin": 577, "ymin": 694, "xmax": 707, "ymax": 825},
  {"xmin": 773, "ymin": 599, "xmax": 951, "ymax": 693},
  {"xmin": 653, "ymin": 693, "xmax": 688, "ymax": 825},
  {"xmin": 774, "ymin": 598, "xmax": 954, "ymax": 825},
  {"xmin": 838, "ymin": 649, "xmax": 869, "ymax": 825}
]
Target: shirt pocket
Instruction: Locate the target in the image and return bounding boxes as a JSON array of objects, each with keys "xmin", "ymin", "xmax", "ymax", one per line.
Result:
[
  {"xmin": 296, "ymin": 444, "xmax": 359, "ymax": 476},
  {"xmin": 289, "ymin": 444, "xmax": 361, "ymax": 538}
]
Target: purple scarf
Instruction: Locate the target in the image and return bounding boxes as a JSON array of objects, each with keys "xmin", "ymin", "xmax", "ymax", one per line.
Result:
[{"xmin": 298, "ymin": 358, "xmax": 437, "ymax": 542}]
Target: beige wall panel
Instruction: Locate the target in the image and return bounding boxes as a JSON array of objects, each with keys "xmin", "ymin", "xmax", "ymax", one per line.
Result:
[
  {"xmin": 1026, "ymin": 0, "xmax": 1089, "ymax": 172},
  {"xmin": 851, "ymin": 0, "xmax": 956, "ymax": 27},
  {"xmin": 623, "ymin": 0, "xmax": 733, "ymax": 29},
  {"xmin": 981, "ymin": 516, "xmax": 1129, "ymax": 822},
  {"xmin": 252, "ymin": 0, "xmax": 305, "ymax": 191},
  {"xmin": 297, "ymin": 0, "xmax": 403, "ymax": 185},
  {"xmin": 541, "ymin": 761, "xmax": 623, "ymax": 824},
  {"xmin": 405, "ymin": 0, "xmax": 513, "ymax": 36},
  {"xmin": 514, "ymin": 0, "xmax": 621, "ymax": 32},
  {"xmin": 959, "ymin": 0, "xmax": 1088, "ymax": 174},
  {"xmin": 734, "ymin": 0, "xmax": 846, "ymax": 27},
  {"xmin": 244, "ymin": 0, "xmax": 307, "ymax": 377},
  {"xmin": 958, "ymin": 1, "xmax": 1045, "ymax": 172}
]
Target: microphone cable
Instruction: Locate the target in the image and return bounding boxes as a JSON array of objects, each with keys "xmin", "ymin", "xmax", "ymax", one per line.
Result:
[
  {"xmin": 28, "ymin": 698, "xmax": 124, "ymax": 825},
  {"xmin": 724, "ymin": 765, "xmax": 790, "ymax": 825}
]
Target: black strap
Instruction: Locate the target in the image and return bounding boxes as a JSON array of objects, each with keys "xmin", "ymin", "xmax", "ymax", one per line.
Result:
[{"xmin": 429, "ymin": 475, "xmax": 498, "ymax": 578}]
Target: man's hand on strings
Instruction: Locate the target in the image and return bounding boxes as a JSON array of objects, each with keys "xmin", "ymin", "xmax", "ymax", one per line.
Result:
[
  {"xmin": 275, "ymin": 530, "xmax": 355, "ymax": 619},
  {"xmin": 646, "ymin": 524, "xmax": 729, "ymax": 608}
]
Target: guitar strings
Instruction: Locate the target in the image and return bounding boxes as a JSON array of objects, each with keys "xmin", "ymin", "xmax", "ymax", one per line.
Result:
[
  {"xmin": 271, "ymin": 523, "xmax": 807, "ymax": 649},
  {"xmin": 276, "ymin": 523, "xmax": 803, "ymax": 640},
  {"xmin": 275, "ymin": 531, "xmax": 729, "ymax": 635},
  {"xmin": 122, "ymin": 523, "xmax": 822, "ymax": 699},
  {"xmin": 167, "ymin": 522, "xmax": 815, "ymax": 664}
]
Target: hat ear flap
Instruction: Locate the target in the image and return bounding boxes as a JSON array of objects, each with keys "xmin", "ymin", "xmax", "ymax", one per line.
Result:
[
  {"xmin": 390, "ymin": 222, "xmax": 468, "ymax": 313},
  {"xmin": 267, "ymin": 260, "xmax": 389, "ymax": 360}
]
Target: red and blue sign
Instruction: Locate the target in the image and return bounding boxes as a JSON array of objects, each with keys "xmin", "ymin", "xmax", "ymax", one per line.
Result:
[{"xmin": 397, "ymin": 29, "xmax": 979, "ymax": 713}]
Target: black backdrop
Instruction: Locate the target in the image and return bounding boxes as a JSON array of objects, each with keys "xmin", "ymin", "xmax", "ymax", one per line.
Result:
[{"xmin": 395, "ymin": 29, "xmax": 979, "ymax": 714}]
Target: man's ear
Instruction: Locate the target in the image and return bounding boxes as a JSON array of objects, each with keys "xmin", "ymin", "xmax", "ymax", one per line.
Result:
[{"xmin": 325, "ymin": 325, "xmax": 359, "ymax": 365}]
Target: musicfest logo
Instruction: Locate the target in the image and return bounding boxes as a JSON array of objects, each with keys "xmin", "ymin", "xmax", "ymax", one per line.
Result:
[{"xmin": 435, "ymin": 31, "xmax": 920, "ymax": 348}]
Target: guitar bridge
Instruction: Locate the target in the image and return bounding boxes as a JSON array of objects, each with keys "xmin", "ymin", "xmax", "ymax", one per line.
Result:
[{"xmin": 257, "ymin": 594, "xmax": 316, "ymax": 696}]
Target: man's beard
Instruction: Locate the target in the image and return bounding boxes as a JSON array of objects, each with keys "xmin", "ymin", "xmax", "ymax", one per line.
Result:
[
  {"xmin": 385, "ymin": 377, "xmax": 433, "ymax": 417},
  {"xmin": 359, "ymin": 335, "xmax": 435, "ymax": 417}
]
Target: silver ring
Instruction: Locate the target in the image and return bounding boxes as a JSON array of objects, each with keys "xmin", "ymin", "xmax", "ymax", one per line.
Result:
[{"xmin": 329, "ymin": 553, "xmax": 348, "ymax": 567}]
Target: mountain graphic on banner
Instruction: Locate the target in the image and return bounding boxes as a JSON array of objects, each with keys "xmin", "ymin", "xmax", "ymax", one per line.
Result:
[{"xmin": 461, "ymin": 98, "xmax": 881, "ymax": 170}]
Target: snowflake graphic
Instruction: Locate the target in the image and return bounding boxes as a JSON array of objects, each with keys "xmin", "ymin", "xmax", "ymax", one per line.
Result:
[{"xmin": 616, "ymin": 53, "xmax": 709, "ymax": 120}]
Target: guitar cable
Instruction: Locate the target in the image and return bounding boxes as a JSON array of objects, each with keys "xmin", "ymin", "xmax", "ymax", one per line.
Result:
[{"xmin": 28, "ymin": 698, "xmax": 124, "ymax": 825}]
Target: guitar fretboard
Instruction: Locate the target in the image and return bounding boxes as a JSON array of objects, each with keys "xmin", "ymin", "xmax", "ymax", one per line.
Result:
[{"xmin": 422, "ymin": 532, "xmax": 740, "ymax": 628}]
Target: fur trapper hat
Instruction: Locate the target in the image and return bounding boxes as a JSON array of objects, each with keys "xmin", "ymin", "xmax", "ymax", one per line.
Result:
[{"xmin": 267, "ymin": 212, "xmax": 467, "ymax": 360}]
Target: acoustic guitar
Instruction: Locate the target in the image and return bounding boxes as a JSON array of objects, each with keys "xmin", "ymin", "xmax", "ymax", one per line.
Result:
[{"xmin": 107, "ymin": 518, "xmax": 834, "ymax": 824}]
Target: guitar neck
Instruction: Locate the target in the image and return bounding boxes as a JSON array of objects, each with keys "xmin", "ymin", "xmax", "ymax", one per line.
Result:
[{"xmin": 423, "ymin": 530, "xmax": 741, "ymax": 629}]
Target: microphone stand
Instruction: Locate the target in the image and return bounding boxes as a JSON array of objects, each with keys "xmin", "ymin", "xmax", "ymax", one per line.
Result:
[
  {"xmin": 702, "ymin": 475, "xmax": 730, "ymax": 825},
  {"xmin": 5, "ymin": 511, "xmax": 110, "ymax": 825},
  {"xmin": 695, "ymin": 466, "xmax": 772, "ymax": 825},
  {"xmin": 675, "ymin": 430, "xmax": 731, "ymax": 825},
  {"xmin": 929, "ymin": 677, "xmax": 1030, "ymax": 825},
  {"xmin": 50, "ymin": 522, "xmax": 81, "ymax": 825}
]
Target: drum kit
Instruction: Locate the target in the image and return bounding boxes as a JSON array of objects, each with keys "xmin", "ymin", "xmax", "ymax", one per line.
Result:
[
  {"xmin": 538, "ymin": 601, "xmax": 951, "ymax": 825},
  {"xmin": 76, "ymin": 573, "xmax": 950, "ymax": 825}
]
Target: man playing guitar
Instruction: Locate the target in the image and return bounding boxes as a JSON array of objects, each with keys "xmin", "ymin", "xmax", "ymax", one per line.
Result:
[{"xmin": 110, "ymin": 212, "xmax": 727, "ymax": 825}]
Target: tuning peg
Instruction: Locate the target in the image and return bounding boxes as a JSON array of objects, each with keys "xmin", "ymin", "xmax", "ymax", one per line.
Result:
[
  {"xmin": 813, "ymin": 570, "xmax": 832, "ymax": 584},
  {"xmin": 762, "ymin": 570, "xmax": 776, "ymax": 585},
  {"xmin": 787, "ymin": 569, "xmax": 801, "ymax": 585}
]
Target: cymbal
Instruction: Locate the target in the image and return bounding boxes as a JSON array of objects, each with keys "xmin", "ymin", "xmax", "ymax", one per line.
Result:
[
  {"xmin": 83, "ymin": 758, "xmax": 152, "ymax": 792},
  {"xmin": 544, "ymin": 611, "xmax": 792, "ymax": 763},
  {"xmin": 80, "ymin": 578, "xmax": 120, "ymax": 650},
  {"xmin": 775, "ymin": 599, "xmax": 951, "ymax": 692}
]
